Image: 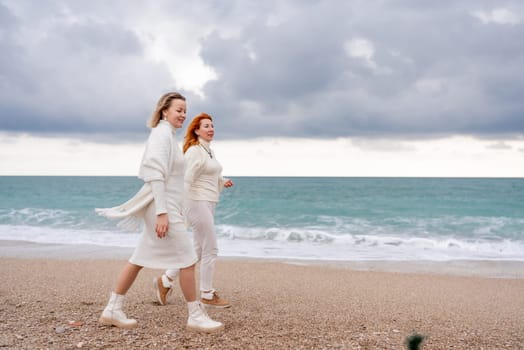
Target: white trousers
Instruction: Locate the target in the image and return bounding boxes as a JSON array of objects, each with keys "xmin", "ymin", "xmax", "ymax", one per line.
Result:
[{"xmin": 166, "ymin": 199, "xmax": 218, "ymax": 292}]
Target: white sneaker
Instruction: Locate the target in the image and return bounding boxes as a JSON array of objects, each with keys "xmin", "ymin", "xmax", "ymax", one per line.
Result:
[{"xmin": 186, "ymin": 301, "xmax": 224, "ymax": 333}]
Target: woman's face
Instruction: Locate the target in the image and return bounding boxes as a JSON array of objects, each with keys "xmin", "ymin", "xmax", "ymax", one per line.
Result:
[
  {"xmin": 196, "ymin": 118, "xmax": 214, "ymax": 142},
  {"xmin": 163, "ymin": 99, "xmax": 187, "ymax": 129}
]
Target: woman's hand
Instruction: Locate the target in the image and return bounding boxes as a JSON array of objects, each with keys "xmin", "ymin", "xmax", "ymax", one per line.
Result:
[
  {"xmin": 155, "ymin": 213, "xmax": 169, "ymax": 238},
  {"xmin": 223, "ymin": 178, "xmax": 234, "ymax": 188}
]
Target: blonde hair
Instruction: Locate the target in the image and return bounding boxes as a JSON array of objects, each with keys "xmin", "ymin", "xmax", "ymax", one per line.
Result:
[
  {"xmin": 183, "ymin": 113, "xmax": 213, "ymax": 153},
  {"xmin": 148, "ymin": 92, "xmax": 186, "ymax": 128}
]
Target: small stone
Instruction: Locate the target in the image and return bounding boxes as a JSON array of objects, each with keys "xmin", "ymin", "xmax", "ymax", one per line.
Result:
[
  {"xmin": 392, "ymin": 329, "xmax": 400, "ymax": 333},
  {"xmin": 76, "ymin": 341, "xmax": 84, "ymax": 348},
  {"xmin": 55, "ymin": 326, "xmax": 67, "ymax": 334}
]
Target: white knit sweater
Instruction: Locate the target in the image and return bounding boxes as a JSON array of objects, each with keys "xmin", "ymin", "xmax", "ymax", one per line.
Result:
[
  {"xmin": 96, "ymin": 120, "xmax": 178, "ymax": 228},
  {"xmin": 138, "ymin": 120, "xmax": 178, "ymax": 214},
  {"xmin": 184, "ymin": 139, "xmax": 225, "ymax": 202}
]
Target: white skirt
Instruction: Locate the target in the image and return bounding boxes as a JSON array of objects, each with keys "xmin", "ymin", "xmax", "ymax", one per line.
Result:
[{"xmin": 129, "ymin": 201, "xmax": 197, "ymax": 269}]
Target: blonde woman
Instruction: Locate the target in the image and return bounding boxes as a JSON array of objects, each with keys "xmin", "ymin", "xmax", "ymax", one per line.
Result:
[
  {"xmin": 154, "ymin": 113, "xmax": 233, "ymax": 308},
  {"xmin": 97, "ymin": 94, "xmax": 223, "ymax": 333}
]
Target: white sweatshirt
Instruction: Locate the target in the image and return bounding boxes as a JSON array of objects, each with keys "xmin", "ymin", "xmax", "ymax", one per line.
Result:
[
  {"xmin": 138, "ymin": 120, "xmax": 182, "ymax": 215},
  {"xmin": 184, "ymin": 139, "xmax": 225, "ymax": 202}
]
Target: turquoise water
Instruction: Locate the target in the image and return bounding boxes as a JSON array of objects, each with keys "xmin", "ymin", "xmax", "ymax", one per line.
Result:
[{"xmin": 1, "ymin": 176, "xmax": 523, "ymax": 261}]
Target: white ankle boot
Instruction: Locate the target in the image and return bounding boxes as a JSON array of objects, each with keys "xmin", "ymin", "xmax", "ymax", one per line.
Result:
[
  {"xmin": 186, "ymin": 301, "xmax": 224, "ymax": 333},
  {"xmin": 99, "ymin": 292, "xmax": 138, "ymax": 329}
]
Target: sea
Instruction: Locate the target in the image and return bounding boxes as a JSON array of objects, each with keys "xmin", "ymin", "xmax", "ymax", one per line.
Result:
[{"xmin": 1, "ymin": 176, "xmax": 523, "ymax": 262}]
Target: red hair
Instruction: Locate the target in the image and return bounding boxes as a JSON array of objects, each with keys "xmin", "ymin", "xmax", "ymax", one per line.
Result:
[{"xmin": 183, "ymin": 113, "xmax": 213, "ymax": 153}]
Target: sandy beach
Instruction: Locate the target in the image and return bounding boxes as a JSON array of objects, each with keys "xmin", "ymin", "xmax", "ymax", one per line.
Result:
[{"xmin": 1, "ymin": 242, "xmax": 523, "ymax": 349}]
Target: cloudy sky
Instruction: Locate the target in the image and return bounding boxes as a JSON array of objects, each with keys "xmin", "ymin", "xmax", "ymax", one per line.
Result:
[{"xmin": 1, "ymin": 1, "xmax": 523, "ymax": 176}]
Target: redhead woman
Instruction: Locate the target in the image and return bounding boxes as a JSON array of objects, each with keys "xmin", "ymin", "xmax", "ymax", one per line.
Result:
[{"xmin": 153, "ymin": 113, "xmax": 233, "ymax": 308}]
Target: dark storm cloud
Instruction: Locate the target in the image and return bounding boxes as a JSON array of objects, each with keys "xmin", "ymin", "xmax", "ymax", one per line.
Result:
[
  {"xmin": 190, "ymin": 1, "xmax": 524, "ymax": 139},
  {"xmin": 0, "ymin": 1, "xmax": 175, "ymax": 135},
  {"xmin": 1, "ymin": 0, "xmax": 523, "ymax": 139}
]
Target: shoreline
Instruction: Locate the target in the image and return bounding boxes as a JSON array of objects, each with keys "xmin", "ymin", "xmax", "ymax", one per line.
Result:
[{"xmin": 1, "ymin": 239, "xmax": 523, "ymax": 279}]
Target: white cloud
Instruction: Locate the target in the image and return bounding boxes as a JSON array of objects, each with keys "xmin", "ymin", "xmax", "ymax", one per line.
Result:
[
  {"xmin": 243, "ymin": 42, "xmax": 258, "ymax": 62},
  {"xmin": 486, "ymin": 141, "xmax": 512, "ymax": 150},
  {"xmin": 131, "ymin": 21, "xmax": 217, "ymax": 97},
  {"xmin": 0, "ymin": 133, "xmax": 143, "ymax": 176},
  {"xmin": 344, "ymin": 37, "xmax": 393, "ymax": 75},
  {"xmin": 345, "ymin": 38, "xmax": 376, "ymax": 67},
  {"xmin": 415, "ymin": 78, "xmax": 446, "ymax": 95},
  {"xmin": 266, "ymin": 2, "xmax": 295, "ymax": 27},
  {"xmin": 472, "ymin": 8, "xmax": 521, "ymax": 25},
  {"xmin": 2, "ymin": 133, "xmax": 522, "ymax": 177}
]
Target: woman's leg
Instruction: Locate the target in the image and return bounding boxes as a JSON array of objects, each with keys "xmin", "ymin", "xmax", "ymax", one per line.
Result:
[
  {"xmin": 186, "ymin": 200, "xmax": 218, "ymax": 293},
  {"xmin": 178, "ymin": 263, "xmax": 197, "ymax": 301},
  {"xmin": 187, "ymin": 201, "xmax": 230, "ymax": 308},
  {"xmin": 115, "ymin": 262, "xmax": 143, "ymax": 295}
]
